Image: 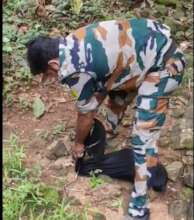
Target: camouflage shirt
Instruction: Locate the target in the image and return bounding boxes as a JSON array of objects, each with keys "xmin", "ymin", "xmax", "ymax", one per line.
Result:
[{"xmin": 58, "ymin": 18, "xmax": 173, "ymax": 113}]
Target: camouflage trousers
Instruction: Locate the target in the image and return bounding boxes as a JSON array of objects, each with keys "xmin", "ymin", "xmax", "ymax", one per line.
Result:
[{"xmin": 105, "ymin": 48, "xmax": 186, "ymax": 217}]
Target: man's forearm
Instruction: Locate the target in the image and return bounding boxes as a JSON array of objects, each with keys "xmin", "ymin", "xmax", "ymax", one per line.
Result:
[{"xmin": 75, "ymin": 111, "xmax": 96, "ymax": 145}]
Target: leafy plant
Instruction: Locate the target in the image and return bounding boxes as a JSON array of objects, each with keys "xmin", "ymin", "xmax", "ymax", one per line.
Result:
[
  {"xmin": 111, "ymin": 199, "xmax": 123, "ymax": 209},
  {"xmin": 89, "ymin": 170, "xmax": 104, "ymax": 189},
  {"xmin": 5, "ymin": 94, "xmax": 14, "ymax": 107},
  {"xmin": 71, "ymin": 0, "xmax": 83, "ymax": 15},
  {"xmin": 32, "ymin": 97, "xmax": 45, "ymax": 118},
  {"xmin": 19, "ymin": 97, "xmax": 31, "ymax": 111},
  {"xmin": 52, "ymin": 123, "xmax": 65, "ymax": 137}
]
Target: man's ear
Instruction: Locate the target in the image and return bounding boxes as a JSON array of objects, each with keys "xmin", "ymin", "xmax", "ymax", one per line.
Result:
[{"xmin": 48, "ymin": 59, "xmax": 60, "ymax": 72}]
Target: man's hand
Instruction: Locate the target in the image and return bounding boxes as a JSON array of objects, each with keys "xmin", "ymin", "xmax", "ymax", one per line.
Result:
[{"xmin": 72, "ymin": 143, "xmax": 85, "ymax": 160}]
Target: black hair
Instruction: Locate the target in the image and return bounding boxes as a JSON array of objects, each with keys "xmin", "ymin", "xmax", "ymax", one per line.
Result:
[{"xmin": 26, "ymin": 36, "xmax": 60, "ymax": 75}]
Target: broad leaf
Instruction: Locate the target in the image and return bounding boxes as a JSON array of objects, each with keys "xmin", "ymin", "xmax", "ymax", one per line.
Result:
[{"xmin": 32, "ymin": 97, "xmax": 45, "ymax": 118}]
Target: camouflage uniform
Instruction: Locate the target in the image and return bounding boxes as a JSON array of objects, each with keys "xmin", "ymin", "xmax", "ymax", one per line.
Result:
[{"xmin": 59, "ymin": 18, "xmax": 186, "ymax": 217}]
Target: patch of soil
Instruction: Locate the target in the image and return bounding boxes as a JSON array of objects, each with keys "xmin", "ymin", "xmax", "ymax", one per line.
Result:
[{"xmin": 3, "ymin": 80, "xmax": 182, "ymax": 220}]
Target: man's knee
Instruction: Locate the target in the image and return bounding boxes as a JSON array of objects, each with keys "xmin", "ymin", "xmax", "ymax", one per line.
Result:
[{"xmin": 135, "ymin": 96, "xmax": 168, "ymax": 130}]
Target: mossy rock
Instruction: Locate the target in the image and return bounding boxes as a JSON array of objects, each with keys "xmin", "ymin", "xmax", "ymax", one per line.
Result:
[
  {"xmin": 66, "ymin": 196, "xmax": 82, "ymax": 206},
  {"xmin": 98, "ymin": 174, "xmax": 113, "ymax": 183},
  {"xmin": 180, "ymin": 187, "xmax": 193, "ymax": 201},
  {"xmin": 93, "ymin": 212, "xmax": 106, "ymax": 220},
  {"xmin": 181, "ymin": 138, "xmax": 193, "ymax": 150}
]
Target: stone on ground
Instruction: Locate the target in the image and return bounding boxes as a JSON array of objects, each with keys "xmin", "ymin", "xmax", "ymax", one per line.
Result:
[{"xmin": 166, "ymin": 161, "xmax": 183, "ymax": 182}]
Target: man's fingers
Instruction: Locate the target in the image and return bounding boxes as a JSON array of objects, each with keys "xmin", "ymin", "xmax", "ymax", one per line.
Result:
[{"xmin": 72, "ymin": 151, "xmax": 84, "ymax": 161}]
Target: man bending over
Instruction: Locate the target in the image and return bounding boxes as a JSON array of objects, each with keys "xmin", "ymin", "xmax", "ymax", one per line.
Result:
[{"xmin": 26, "ymin": 18, "xmax": 186, "ymax": 220}]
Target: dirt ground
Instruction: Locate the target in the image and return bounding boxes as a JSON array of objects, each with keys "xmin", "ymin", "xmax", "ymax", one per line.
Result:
[{"xmin": 3, "ymin": 79, "xmax": 182, "ymax": 220}]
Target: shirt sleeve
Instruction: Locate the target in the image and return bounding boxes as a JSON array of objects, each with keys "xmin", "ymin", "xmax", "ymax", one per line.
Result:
[{"xmin": 66, "ymin": 73, "xmax": 100, "ymax": 114}]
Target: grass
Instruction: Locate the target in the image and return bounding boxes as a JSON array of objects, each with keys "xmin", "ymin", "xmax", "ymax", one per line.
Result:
[
  {"xmin": 52, "ymin": 123, "xmax": 66, "ymax": 137},
  {"xmin": 3, "ymin": 134, "xmax": 89, "ymax": 220}
]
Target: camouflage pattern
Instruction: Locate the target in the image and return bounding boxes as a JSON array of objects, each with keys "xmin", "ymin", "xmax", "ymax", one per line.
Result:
[
  {"xmin": 59, "ymin": 18, "xmax": 186, "ymax": 217},
  {"xmin": 128, "ymin": 49, "xmax": 185, "ymax": 217},
  {"xmin": 59, "ymin": 18, "xmax": 178, "ymax": 110}
]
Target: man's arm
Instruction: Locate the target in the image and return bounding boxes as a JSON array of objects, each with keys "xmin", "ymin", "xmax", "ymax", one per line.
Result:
[
  {"xmin": 72, "ymin": 111, "xmax": 95, "ymax": 159},
  {"xmin": 75, "ymin": 111, "xmax": 96, "ymax": 144},
  {"xmin": 65, "ymin": 72, "xmax": 106, "ymax": 159},
  {"xmin": 72, "ymin": 92, "xmax": 106, "ymax": 159}
]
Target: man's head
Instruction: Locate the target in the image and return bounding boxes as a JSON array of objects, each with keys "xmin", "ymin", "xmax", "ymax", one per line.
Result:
[{"xmin": 26, "ymin": 36, "xmax": 60, "ymax": 82}]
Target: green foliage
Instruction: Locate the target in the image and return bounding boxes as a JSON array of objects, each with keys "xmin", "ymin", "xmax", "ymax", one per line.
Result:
[
  {"xmin": 32, "ymin": 97, "xmax": 45, "ymax": 118},
  {"xmin": 180, "ymin": 187, "xmax": 193, "ymax": 201},
  {"xmin": 19, "ymin": 97, "xmax": 32, "ymax": 111},
  {"xmin": 52, "ymin": 123, "xmax": 66, "ymax": 137},
  {"xmin": 71, "ymin": 0, "xmax": 83, "ymax": 15},
  {"xmin": 111, "ymin": 199, "xmax": 123, "ymax": 209},
  {"xmin": 3, "ymin": 0, "xmax": 192, "ymax": 101},
  {"xmin": 3, "ymin": 134, "xmax": 88, "ymax": 220},
  {"xmin": 3, "ymin": 134, "xmax": 27, "ymax": 181},
  {"xmin": 155, "ymin": 0, "xmax": 177, "ymax": 7},
  {"xmin": 4, "ymin": 94, "xmax": 14, "ymax": 107},
  {"xmin": 89, "ymin": 170, "xmax": 105, "ymax": 189},
  {"xmin": 3, "ymin": 0, "xmax": 46, "ymax": 99}
]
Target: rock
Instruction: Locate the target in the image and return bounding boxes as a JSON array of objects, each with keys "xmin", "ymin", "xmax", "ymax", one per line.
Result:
[
  {"xmin": 180, "ymin": 131, "xmax": 193, "ymax": 150},
  {"xmin": 182, "ymin": 156, "xmax": 193, "ymax": 166},
  {"xmin": 67, "ymin": 196, "xmax": 82, "ymax": 206},
  {"xmin": 49, "ymin": 157, "xmax": 74, "ymax": 171},
  {"xmin": 158, "ymin": 135, "xmax": 171, "ymax": 148},
  {"xmin": 69, "ymin": 130, "xmax": 76, "ymax": 141},
  {"xmin": 171, "ymin": 108, "xmax": 185, "ymax": 118},
  {"xmin": 183, "ymin": 166, "xmax": 193, "ymax": 188},
  {"xmin": 166, "ymin": 161, "xmax": 183, "ymax": 182},
  {"xmin": 168, "ymin": 200, "xmax": 188, "ymax": 220},
  {"xmin": 180, "ymin": 187, "xmax": 193, "ymax": 201},
  {"xmin": 185, "ymin": 151, "xmax": 193, "ymax": 156},
  {"xmin": 89, "ymin": 183, "xmax": 122, "ymax": 202},
  {"xmin": 46, "ymin": 140, "xmax": 69, "ymax": 160},
  {"xmin": 98, "ymin": 175, "xmax": 113, "ymax": 183},
  {"xmin": 168, "ymin": 123, "xmax": 181, "ymax": 149},
  {"xmin": 92, "ymin": 212, "xmax": 106, "ymax": 220},
  {"xmin": 170, "ymin": 127, "xmax": 193, "ymax": 150},
  {"xmin": 165, "ymin": 100, "xmax": 193, "ymax": 150}
]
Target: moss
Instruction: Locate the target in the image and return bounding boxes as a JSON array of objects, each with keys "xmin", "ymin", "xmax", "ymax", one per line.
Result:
[
  {"xmin": 180, "ymin": 187, "xmax": 193, "ymax": 201},
  {"xmin": 182, "ymin": 139, "xmax": 193, "ymax": 150}
]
